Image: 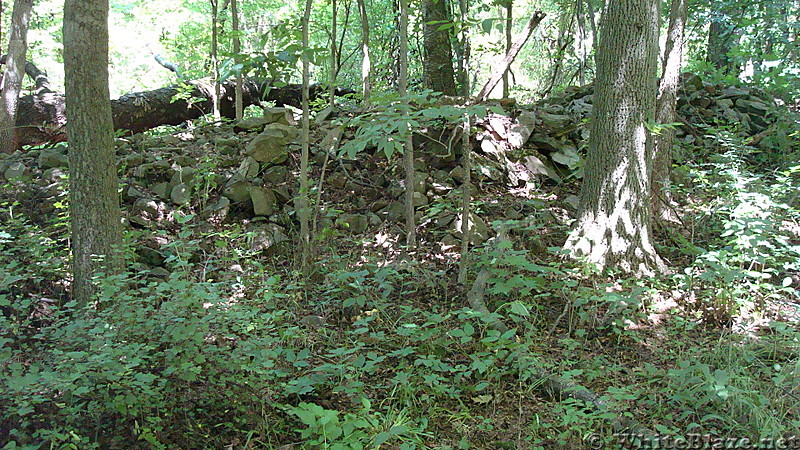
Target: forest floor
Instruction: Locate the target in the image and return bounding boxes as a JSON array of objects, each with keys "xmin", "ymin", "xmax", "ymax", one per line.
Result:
[{"xmin": 1, "ymin": 84, "xmax": 799, "ymax": 448}]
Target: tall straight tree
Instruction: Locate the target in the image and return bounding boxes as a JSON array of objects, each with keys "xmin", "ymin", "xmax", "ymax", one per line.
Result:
[
  {"xmin": 63, "ymin": 0, "xmax": 122, "ymax": 303},
  {"xmin": 0, "ymin": 0, "xmax": 33, "ymax": 154},
  {"xmin": 652, "ymin": 0, "xmax": 687, "ymax": 221},
  {"xmin": 457, "ymin": 0, "xmax": 472, "ymax": 283},
  {"xmin": 357, "ymin": 0, "xmax": 371, "ymax": 106},
  {"xmin": 421, "ymin": 0, "xmax": 457, "ymax": 95},
  {"xmin": 210, "ymin": 0, "xmax": 221, "ymax": 121},
  {"xmin": 329, "ymin": 0, "xmax": 338, "ymax": 107},
  {"xmin": 399, "ymin": 0, "xmax": 416, "ymax": 245},
  {"xmin": 563, "ymin": 0, "xmax": 664, "ymax": 275},
  {"xmin": 231, "ymin": 0, "xmax": 243, "ymax": 120},
  {"xmin": 501, "ymin": 0, "xmax": 512, "ymax": 97},
  {"xmin": 298, "ymin": 0, "xmax": 313, "ymax": 268}
]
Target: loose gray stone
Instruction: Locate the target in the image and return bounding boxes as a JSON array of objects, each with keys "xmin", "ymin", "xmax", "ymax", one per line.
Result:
[
  {"xmin": 451, "ymin": 212, "xmax": 491, "ymax": 245},
  {"xmin": 133, "ymin": 198, "xmax": 160, "ymax": 216},
  {"xmin": 170, "ymin": 183, "xmax": 192, "ymax": 205},
  {"xmin": 234, "ymin": 116, "xmax": 269, "ymax": 132},
  {"xmin": 335, "ymin": 213, "xmax": 369, "ymax": 234},
  {"xmin": 245, "ymin": 123, "xmax": 299, "ymax": 166},
  {"xmin": 125, "ymin": 186, "xmax": 147, "ymax": 202},
  {"xmin": 412, "ymin": 191, "xmax": 428, "ymax": 207},
  {"xmin": 262, "ymin": 165, "xmax": 288, "ymax": 184},
  {"xmin": 3, "ymin": 161, "xmax": 26, "ymax": 180},
  {"xmin": 174, "ymin": 155, "xmax": 197, "ymax": 167},
  {"xmin": 223, "ymin": 180, "xmax": 252, "ymax": 203},
  {"xmin": 170, "ymin": 167, "xmax": 195, "ymax": 187},
  {"xmin": 237, "ymin": 156, "xmax": 261, "ymax": 180},
  {"xmin": 450, "ymin": 166, "xmax": 466, "ymax": 184},
  {"xmin": 43, "ymin": 168, "xmax": 67, "ymax": 183},
  {"xmin": 152, "ymin": 182, "xmax": 170, "ymax": 199},
  {"xmin": 38, "ymin": 150, "xmax": 69, "ymax": 169},
  {"xmin": 122, "ymin": 153, "xmax": 145, "ymax": 167},
  {"xmin": 521, "ymin": 153, "xmax": 562, "ymax": 184},
  {"xmin": 250, "ymin": 186, "xmax": 277, "ymax": 216},
  {"xmin": 250, "ymin": 223, "xmax": 290, "ymax": 254},
  {"xmin": 263, "ymin": 107, "xmax": 292, "ymax": 125}
]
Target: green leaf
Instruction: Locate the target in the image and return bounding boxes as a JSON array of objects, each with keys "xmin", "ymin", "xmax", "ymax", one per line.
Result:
[
  {"xmin": 508, "ymin": 301, "xmax": 530, "ymax": 317},
  {"xmin": 481, "ymin": 18, "xmax": 494, "ymax": 34},
  {"xmin": 374, "ymin": 431, "xmax": 391, "ymax": 446}
]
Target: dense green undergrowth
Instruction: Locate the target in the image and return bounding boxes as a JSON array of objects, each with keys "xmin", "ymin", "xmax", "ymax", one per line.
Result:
[{"xmin": 2, "ymin": 115, "xmax": 800, "ymax": 448}]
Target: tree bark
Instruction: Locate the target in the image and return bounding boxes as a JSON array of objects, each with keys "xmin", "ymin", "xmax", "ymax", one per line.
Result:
[
  {"xmin": 329, "ymin": 0, "xmax": 338, "ymax": 107},
  {"xmin": 64, "ymin": 0, "xmax": 122, "ymax": 304},
  {"xmin": 5, "ymin": 79, "xmax": 348, "ymax": 151},
  {"xmin": 231, "ymin": 0, "xmax": 242, "ymax": 120},
  {"xmin": 575, "ymin": 0, "xmax": 587, "ymax": 85},
  {"xmin": 357, "ymin": 0, "xmax": 372, "ymax": 106},
  {"xmin": 502, "ymin": 0, "xmax": 513, "ymax": 97},
  {"xmin": 0, "ymin": 0, "xmax": 33, "ymax": 154},
  {"xmin": 563, "ymin": 0, "xmax": 664, "ymax": 276},
  {"xmin": 298, "ymin": 0, "xmax": 313, "ymax": 270},
  {"xmin": 421, "ymin": 0, "xmax": 457, "ymax": 95},
  {"xmin": 210, "ymin": 0, "xmax": 221, "ymax": 122},
  {"xmin": 457, "ymin": 0, "xmax": 471, "ymax": 284},
  {"xmin": 400, "ymin": 0, "xmax": 416, "ymax": 246},
  {"xmin": 652, "ymin": 0, "xmax": 687, "ymax": 222}
]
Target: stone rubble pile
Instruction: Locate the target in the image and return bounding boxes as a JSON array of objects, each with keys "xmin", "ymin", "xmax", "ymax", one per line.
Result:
[{"xmin": 0, "ymin": 74, "xmax": 791, "ymax": 274}]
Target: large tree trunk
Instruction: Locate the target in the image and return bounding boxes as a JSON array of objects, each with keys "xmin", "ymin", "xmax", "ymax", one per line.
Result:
[
  {"xmin": 0, "ymin": 0, "xmax": 33, "ymax": 153},
  {"xmin": 421, "ymin": 0, "xmax": 457, "ymax": 96},
  {"xmin": 563, "ymin": 0, "xmax": 664, "ymax": 276},
  {"xmin": 7, "ymin": 78, "xmax": 346, "ymax": 151},
  {"xmin": 64, "ymin": 0, "xmax": 122, "ymax": 304},
  {"xmin": 652, "ymin": 0, "xmax": 687, "ymax": 222}
]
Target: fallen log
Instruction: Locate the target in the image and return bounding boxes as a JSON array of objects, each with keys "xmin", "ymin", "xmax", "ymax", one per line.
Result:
[{"xmin": 10, "ymin": 77, "xmax": 353, "ymax": 151}]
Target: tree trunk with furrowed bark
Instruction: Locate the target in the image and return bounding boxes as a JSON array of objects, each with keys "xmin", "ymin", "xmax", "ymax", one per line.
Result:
[{"xmin": 563, "ymin": 0, "xmax": 665, "ymax": 275}]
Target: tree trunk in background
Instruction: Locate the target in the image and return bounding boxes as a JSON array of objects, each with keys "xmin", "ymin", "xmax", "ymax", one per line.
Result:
[
  {"xmin": 453, "ymin": 0, "xmax": 469, "ymax": 96},
  {"xmin": 563, "ymin": 0, "xmax": 664, "ymax": 275},
  {"xmin": 586, "ymin": 0, "xmax": 598, "ymax": 51},
  {"xmin": 231, "ymin": 0, "xmax": 242, "ymax": 120},
  {"xmin": 210, "ymin": 0, "xmax": 221, "ymax": 121},
  {"xmin": 357, "ymin": 0, "xmax": 371, "ymax": 106},
  {"xmin": 63, "ymin": 0, "xmax": 122, "ymax": 304},
  {"xmin": 457, "ymin": 0, "xmax": 471, "ymax": 283},
  {"xmin": 652, "ymin": 0, "xmax": 687, "ymax": 222},
  {"xmin": 422, "ymin": 0, "xmax": 457, "ymax": 95},
  {"xmin": 707, "ymin": 13, "xmax": 740, "ymax": 74},
  {"xmin": 575, "ymin": 0, "xmax": 587, "ymax": 85},
  {"xmin": 400, "ymin": 0, "xmax": 416, "ymax": 246},
  {"xmin": 329, "ymin": 0, "xmax": 337, "ymax": 107},
  {"xmin": 298, "ymin": 0, "xmax": 313, "ymax": 269},
  {"xmin": 502, "ymin": 0, "xmax": 512, "ymax": 97},
  {"xmin": 0, "ymin": 0, "xmax": 33, "ymax": 153}
]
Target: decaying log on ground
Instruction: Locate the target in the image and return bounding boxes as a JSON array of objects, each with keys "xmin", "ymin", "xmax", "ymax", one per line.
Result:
[{"xmin": 9, "ymin": 76, "xmax": 353, "ymax": 151}]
